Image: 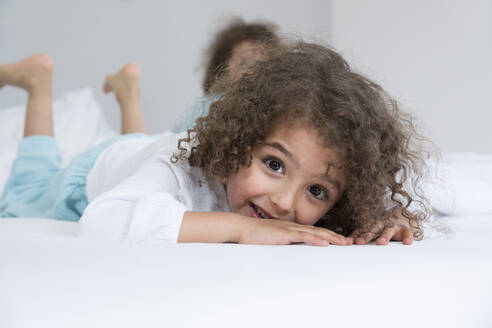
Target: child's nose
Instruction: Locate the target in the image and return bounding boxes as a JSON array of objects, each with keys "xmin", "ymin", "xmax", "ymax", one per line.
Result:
[{"xmin": 269, "ymin": 189, "xmax": 297, "ymax": 220}]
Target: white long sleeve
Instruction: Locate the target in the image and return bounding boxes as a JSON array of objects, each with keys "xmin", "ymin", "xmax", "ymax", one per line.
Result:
[
  {"xmin": 79, "ymin": 160, "xmax": 187, "ymax": 243},
  {"xmin": 79, "ymin": 134, "xmax": 229, "ymax": 244}
]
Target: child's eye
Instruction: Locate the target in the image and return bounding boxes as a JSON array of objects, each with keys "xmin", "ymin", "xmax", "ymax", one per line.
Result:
[
  {"xmin": 264, "ymin": 158, "xmax": 284, "ymax": 174},
  {"xmin": 309, "ymin": 185, "xmax": 328, "ymax": 200}
]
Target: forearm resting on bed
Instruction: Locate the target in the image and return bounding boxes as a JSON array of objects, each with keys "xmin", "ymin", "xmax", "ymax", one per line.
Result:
[
  {"xmin": 178, "ymin": 211, "xmax": 244, "ymax": 243},
  {"xmin": 178, "ymin": 212, "xmax": 349, "ymax": 246}
]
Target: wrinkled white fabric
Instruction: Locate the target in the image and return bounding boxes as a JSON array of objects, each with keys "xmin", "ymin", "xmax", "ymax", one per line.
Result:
[{"xmin": 80, "ymin": 132, "xmax": 230, "ymax": 243}]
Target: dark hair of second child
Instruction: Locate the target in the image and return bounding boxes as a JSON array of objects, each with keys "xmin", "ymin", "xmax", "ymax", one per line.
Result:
[{"xmin": 202, "ymin": 18, "xmax": 280, "ymax": 93}]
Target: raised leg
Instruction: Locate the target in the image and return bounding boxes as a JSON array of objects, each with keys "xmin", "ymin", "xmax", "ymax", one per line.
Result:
[
  {"xmin": 0, "ymin": 54, "xmax": 54, "ymax": 137},
  {"xmin": 103, "ymin": 63, "xmax": 146, "ymax": 134}
]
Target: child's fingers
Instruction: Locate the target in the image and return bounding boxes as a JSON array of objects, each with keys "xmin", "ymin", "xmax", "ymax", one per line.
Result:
[
  {"xmin": 355, "ymin": 232, "xmax": 377, "ymax": 245},
  {"xmin": 402, "ymin": 229, "xmax": 414, "ymax": 245},
  {"xmin": 348, "ymin": 229, "xmax": 368, "ymax": 245},
  {"xmin": 346, "ymin": 221, "xmax": 416, "ymax": 246},
  {"xmin": 314, "ymin": 228, "xmax": 349, "ymax": 245},
  {"xmin": 287, "ymin": 227, "xmax": 348, "ymax": 246},
  {"xmin": 347, "ymin": 230, "xmax": 359, "ymax": 245},
  {"xmin": 298, "ymin": 226, "xmax": 349, "ymax": 245},
  {"xmin": 290, "ymin": 230, "xmax": 330, "ymax": 247},
  {"xmin": 353, "ymin": 220, "xmax": 386, "ymax": 245},
  {"xmin": 376, "ymin": 227, "xmax": 398, "ymax": 245}
]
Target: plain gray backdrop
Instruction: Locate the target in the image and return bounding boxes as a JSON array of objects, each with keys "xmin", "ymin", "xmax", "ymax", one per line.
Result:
[{"xmin": 1, "ymin": 0, "xmax": 490, "ymax": 154}]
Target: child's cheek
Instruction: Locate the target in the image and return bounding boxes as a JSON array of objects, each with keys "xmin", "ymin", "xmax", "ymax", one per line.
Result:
[
  {"xmin": 226, "ymin": 163, "xmax": 266, "ymax": 213},
  {"xmin": 225, "ymin": 169, "xmax": 252, "ymax": 212},
  {"xmin": 296, "ymin": 201, "xmax": 332, "ymax": 226}
]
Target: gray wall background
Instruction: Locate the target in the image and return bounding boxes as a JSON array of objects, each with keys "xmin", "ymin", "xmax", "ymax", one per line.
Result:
[
  {"xmin": 1, "ymin": 0, "xmax": 490, "ymax": 154},
  {"xmin": 0, "ymin": 0, "xmax": 331, "ymax": 134},
  {"xmin": 330, "ymin": 0, "xmax": 491, "ymax": 155}
]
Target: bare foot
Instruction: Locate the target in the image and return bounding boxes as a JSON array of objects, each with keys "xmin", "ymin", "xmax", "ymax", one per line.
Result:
[
  {"xmin": 0, "ymin": 55, "xmax": 55, "ymax": 137},
  {"xmin": 103, "ymin": 63, "xmax": 141, "ymax": 103},
  {"xmin": 103, "ymin": 63, "xmax": 146, "ymax": 134},
  {"xmin": 0, "ymin": 54, "xmax": 53, "ymax": 92}
]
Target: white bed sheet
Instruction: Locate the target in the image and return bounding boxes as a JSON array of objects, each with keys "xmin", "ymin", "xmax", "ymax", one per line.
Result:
[{"xmin": 0, "ymin": 215, "xmax": 491, "ymax": 328}]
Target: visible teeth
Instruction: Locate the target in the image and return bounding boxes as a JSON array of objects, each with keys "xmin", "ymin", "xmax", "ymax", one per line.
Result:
[{"xmin": 253, "ymin": 203, "xmax": 268, "ymax": 219}]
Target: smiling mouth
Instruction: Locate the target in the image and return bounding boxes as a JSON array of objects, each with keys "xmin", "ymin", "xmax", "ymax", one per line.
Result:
[{"xmin": 249, "ymin": 202, "xmax": 270, "ymax": 219}]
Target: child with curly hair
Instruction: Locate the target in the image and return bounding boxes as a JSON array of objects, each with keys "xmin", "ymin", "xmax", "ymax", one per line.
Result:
[{"xmin": 0, "ymin": 40, "xmax": 430, "ymax": 246}]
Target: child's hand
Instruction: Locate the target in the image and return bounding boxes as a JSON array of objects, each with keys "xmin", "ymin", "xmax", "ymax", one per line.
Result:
[
  {"xmin": 348, "ymin": 208, "xmax": 415, "ymax": 246},
  {"xmin": 238, "ymin": 218, "xmax": 350, "ymax": 246},
  {"xmin": 179, "ymin": 212, "xmax": 350, "ymax": 246}
]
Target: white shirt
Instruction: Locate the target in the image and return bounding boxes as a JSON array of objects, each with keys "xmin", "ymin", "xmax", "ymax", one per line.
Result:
[{"xmin": 79, "ymin": 132, "xmax": 230, "ymax": 244}]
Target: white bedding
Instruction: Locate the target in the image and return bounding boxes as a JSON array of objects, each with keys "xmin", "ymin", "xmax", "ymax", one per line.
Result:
[
  {"xmin": 1, "ymin": 215, "xmax": 491, "ymax": 328},
  {"xmin": 2, "ymin": 89, "xmax": 492, "ymax": 327}
]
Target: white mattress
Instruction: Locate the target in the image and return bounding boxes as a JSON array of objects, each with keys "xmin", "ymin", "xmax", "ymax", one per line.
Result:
[{"xmin": 1, "ymin": 215, "xmax": 491, "ymax": 328}]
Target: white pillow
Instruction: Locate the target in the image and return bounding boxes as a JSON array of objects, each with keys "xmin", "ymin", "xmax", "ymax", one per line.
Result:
[
  {"xmin": 0, "ymin": 88, "xmax": 118, "ymax": 197},
  {"xmin": 425, "ymin": 152, "xmax": 492, "ymax": 216}
]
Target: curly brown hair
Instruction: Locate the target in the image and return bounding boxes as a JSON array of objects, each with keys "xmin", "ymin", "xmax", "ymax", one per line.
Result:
[
  {"xmin": 202, "ymin": 17, "xmax": 279, "ymax": 93},
  {"xmin": 174, "ymin": 41, "xmax": 431, "ymax": 239}
]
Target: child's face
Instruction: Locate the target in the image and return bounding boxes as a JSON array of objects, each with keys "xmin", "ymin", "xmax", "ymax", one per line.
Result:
[{"xmin": 226, "ymin": 123, "xmax": 346, "ymax": 225}]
